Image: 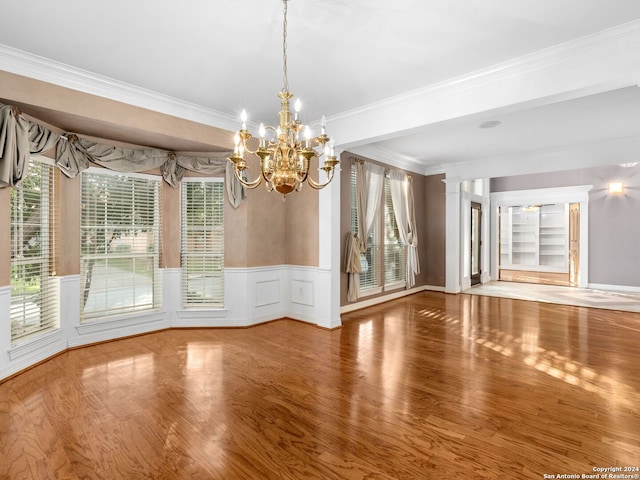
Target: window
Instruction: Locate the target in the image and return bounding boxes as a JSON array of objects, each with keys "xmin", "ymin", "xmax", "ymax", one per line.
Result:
[
  {"xmin": 383, "ymin": 177, "xmax": 405, "ymax": 288},
  {"xmin": 351, "ymin": 165, "xmax": 379, "ymax": 290},
  {"xmin": 350, "ymin": 163, "xmax": 405, "ymax": 294},
  {"xmin": 10, "ymin": 157, "xmax": 59, "ymax": 343},
  {"xmin": 181, "ymin": 179, "xmax": 225, "ymax": 307},
  {"xmin": 80, "ymin": 170, "xmax": 161, "ymax": 321}
]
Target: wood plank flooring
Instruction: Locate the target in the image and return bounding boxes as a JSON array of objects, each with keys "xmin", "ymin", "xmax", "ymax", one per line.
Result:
[{"xmin": 1, "ymin": 291, "xmax": 639, "ymax": 479}]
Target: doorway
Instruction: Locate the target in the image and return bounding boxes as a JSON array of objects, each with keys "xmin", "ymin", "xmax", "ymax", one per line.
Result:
[
  {"xmin": 490, "ymin": 186, "xmax": 591, "ymax": 289},
  {"xmin": 471, "ymin": 202, "xmax": 482, "ymax": 286}
]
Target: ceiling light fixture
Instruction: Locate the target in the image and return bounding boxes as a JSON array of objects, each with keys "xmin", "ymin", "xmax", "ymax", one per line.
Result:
[
  {"xmin": 479, "ymin": 120, "xmax": 502, "ymax": 129},
  {"xmin": 229, "ymin": 0, "xmax": 338, "ymax": 197}
]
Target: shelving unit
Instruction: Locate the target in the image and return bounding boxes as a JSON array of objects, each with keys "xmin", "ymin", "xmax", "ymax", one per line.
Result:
[
  {"xmin": 538, "ymin": 204, "xmax": 568, "ymax": 269},
  {"xmin": 499, "ymin": 203, "xmax": 569, "ymax": 273}
]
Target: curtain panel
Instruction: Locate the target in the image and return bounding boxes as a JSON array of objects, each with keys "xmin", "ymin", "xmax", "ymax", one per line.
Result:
[
  {"xmin": 389, "ymin": 170, "xmax": 420, "ymax": 289},
  {"xmin": 345, "ymin": 161, "xmax": 385, "ymax": 302},
  {"xmin": 0, "ymin": 102, "xmax": 243, "ymax": 206},
  {"xmin": 0, "ymin": 105, "xmax": 29, "ymax": 187}
]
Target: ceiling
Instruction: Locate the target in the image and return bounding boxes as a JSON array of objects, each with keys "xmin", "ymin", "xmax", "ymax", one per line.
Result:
[{"xmin": 2, "ymin": 0, "xmax": 640, "ymax": 176}]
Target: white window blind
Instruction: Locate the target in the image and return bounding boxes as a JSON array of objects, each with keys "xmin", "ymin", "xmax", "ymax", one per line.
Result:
[
  {"xmin": 10, "ymin": 158, "xmax": 59, "ymax": 343},
  {"xmin": 181, "ymin": 179, "xmax": 224, "ymax": 307},
  {"xmin": 384, "ymin": 176, "xmax": 405, "ymax": 287},
  {"xmin": 80, "ymin": 170, "xmax": 161, "ymax": 321},
  {"xmin": 350, "ymin": 164, "xmax": 380, "ymax": 291}
]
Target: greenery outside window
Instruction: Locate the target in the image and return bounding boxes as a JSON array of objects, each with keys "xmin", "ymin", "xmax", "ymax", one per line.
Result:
[
  {"xmin": 181, "ymin": 178, "xmax": 225, "ymax": 307},
  {"xmin": 10, "ymin": 157, "xmax": 59, "ymax": 343}
]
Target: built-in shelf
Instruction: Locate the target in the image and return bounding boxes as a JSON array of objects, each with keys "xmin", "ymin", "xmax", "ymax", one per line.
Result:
[{"xmin": 499, "ymin": 203, "xmax": 569, "ymax": 272}]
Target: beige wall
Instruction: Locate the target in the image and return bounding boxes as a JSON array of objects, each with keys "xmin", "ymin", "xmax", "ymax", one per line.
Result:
[
  {"xmin": 285, "ymin": 184, "xmax": 319, "ymax": 266},
  {"xmin": 161, "ymin": 182, "xmax": 181, "ymax": 268},
  {"xmin": 0, "ymin": 70, "xmax": 230, "ymax": 151},
  {"xmin": 225, "ymin": 177, "xmax": 319, "ymax": 268},
  {"xmin": 0, "ymin": 71, "xmax": 320, "ymax": 286},
  {"xmin": 57, "ymin": 173, "xmax": 81, "ymax": 276}
]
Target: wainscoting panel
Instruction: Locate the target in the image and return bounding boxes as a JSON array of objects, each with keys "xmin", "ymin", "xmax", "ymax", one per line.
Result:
[
  {"xmin": 256, "ymin": 279, "xmax": 281, "ymax": 307},
  {"xmin": 1, "ymin": 266, "xmax": 341, "ymax": 381},
  {"xmin": 287, "ymin": 266, "xmax": 326, "ymax": 326},
  {"xmin": 291, "ymin": 279, "xmax": 314, "ymax": 306}
]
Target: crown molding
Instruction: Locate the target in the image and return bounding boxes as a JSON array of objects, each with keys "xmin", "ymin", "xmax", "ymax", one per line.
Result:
[
  {"xmin": 330, "ymin": 19, "xmax": 640, "ymax": 147},
  {"xmin": 333, "ymin": 19, "xmax": 640, "ymax": 122},
  {"xmin": 345, "ymin": 144, "xmax": 426, "ymax": 175},
  {"xmin": 0, "ymin": 44, "xmax": 238, "ymax": 132},
  {"xmin": 423, "ymin": 163, "xmax": 447, "ymax": 177}
]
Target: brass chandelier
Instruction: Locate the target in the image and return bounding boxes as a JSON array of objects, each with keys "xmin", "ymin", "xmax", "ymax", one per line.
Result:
[{"xmin": 229, "ymin": 0, "xmax": 339, "ymax": 197}]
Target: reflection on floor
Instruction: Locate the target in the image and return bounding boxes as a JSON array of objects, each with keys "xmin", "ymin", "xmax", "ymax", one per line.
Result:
[{"xmin": 464, "ymin": 280, "xmax": 640, "ymax": 313}]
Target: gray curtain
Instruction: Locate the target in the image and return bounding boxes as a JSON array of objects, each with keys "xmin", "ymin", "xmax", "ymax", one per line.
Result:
[
  {"xmin": 0, "ymin": 102, "xmax": 240, "ymax": 200},
  {"xmin": 345, "ymin": 161, "xmax": 385, "ymax": 302},
  {"xmin": 55, "ymin": 135, "xmax": 232, "ymax": 188},
  {"xmin": 0, "ymin": 105, "xmax": 32, "ymax": 187},
  {"xmin": 0, "ymin": 105, "xmax": 62, "ymax": 187},
  {"xmin": 60, "ymin": 135, "xmax": 167, "ymax": 172},
  {"xmin": 28, "ymin": 122, "xmax": 61, "ymax": 156}
]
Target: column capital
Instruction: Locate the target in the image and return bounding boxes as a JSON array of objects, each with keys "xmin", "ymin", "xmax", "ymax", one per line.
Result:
[{"xmin": 442, "ymin": 177, "xmax": 462, "ymax": 194}]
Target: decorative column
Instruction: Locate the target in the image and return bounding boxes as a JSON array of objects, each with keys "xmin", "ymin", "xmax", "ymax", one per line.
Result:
[{"xmin": 317, "ymin": 161, "xmax": 342, "ymax": 329}]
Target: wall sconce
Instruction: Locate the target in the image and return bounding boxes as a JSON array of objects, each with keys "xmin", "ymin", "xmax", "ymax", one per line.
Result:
[{"xmin": 608, "ymin": 182, "xmax": 623, "ymax": 194}]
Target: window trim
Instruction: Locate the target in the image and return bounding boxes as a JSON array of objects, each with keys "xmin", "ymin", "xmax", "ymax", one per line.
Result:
[
  {"xmin": 180, "ymin": 176, "xmax": 225, "ymax": 309},
  {"xmin": 350, "ymin": 162, "xmax": 406, "ymax": 297},
  {"xmin": 383, "ymin": 173, "xmax": 406, "ymax": 290},
  {"xmin": 79, "ymin": 167, "xmax": 162, "ymax": 322},
  {"xmin": 10, "ymin": 156, "xmax": 60, "ymax": 344}
]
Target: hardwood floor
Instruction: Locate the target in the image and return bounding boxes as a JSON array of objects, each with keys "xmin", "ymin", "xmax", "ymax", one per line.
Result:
[{"xmin": 1, "ymin": 291, "xmax": 639, "ymax": 479}]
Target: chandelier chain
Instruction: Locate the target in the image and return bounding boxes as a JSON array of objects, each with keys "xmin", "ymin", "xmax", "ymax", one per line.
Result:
[{"xmin": 282, "ymin": 0, "xmax": 288, "ymax": 92}]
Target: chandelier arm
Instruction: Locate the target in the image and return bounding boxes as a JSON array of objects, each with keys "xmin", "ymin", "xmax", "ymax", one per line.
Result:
[
  {"xmin": 233, "ymin": 164, "xmax": 263, "ymax": 189},
  {"xmin": 265, "ymin": 180, "xmax": 275, "ymax": 192},
  {"xmin": 240, "ymin": 137, "xmax": 261, "ymax": 156},
  {"xmin": 306, "ymin": 168, "xmax": 335, "ymax": 190}
]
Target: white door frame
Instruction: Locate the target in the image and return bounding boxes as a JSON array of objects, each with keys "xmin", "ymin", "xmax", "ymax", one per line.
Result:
[{"xmin": 490, "ymin": 185, "xmax": 592, "ymax": 288}]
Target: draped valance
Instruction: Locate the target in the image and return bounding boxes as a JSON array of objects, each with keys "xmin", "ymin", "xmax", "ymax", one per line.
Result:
[{"xmin": 0, "ymin": 103, "xmax": 243, "ymax": 204}]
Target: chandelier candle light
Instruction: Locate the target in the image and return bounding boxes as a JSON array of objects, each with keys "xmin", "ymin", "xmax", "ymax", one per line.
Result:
[{"xmin": 229, "ymin": 0, "xmax": 339, "ymax": 197}]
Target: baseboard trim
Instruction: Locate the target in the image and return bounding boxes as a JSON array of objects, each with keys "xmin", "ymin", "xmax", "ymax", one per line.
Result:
[
  {"xmin": 588, "ymin": 283, "xmax": 640, "ymax": 294},
  {"xmin": 340, "ymin": 285, "xmax": 444, "ymax": 314}
]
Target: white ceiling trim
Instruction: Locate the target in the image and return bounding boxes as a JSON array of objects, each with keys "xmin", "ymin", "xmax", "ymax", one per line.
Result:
[
  {"xmin": 332, "ymin": 19, "xmax": 640, "ymax": 149},
  {"xmin": 441, "ymin": 134, "xmax": 640, "ymax": 180},
  {"xmin": 345, "ymin": 145, "xmax": 427, "ymax": 175},
  {"xmin": 0, "ymin": 44, "xmax": 239, "ymax": 132}
]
